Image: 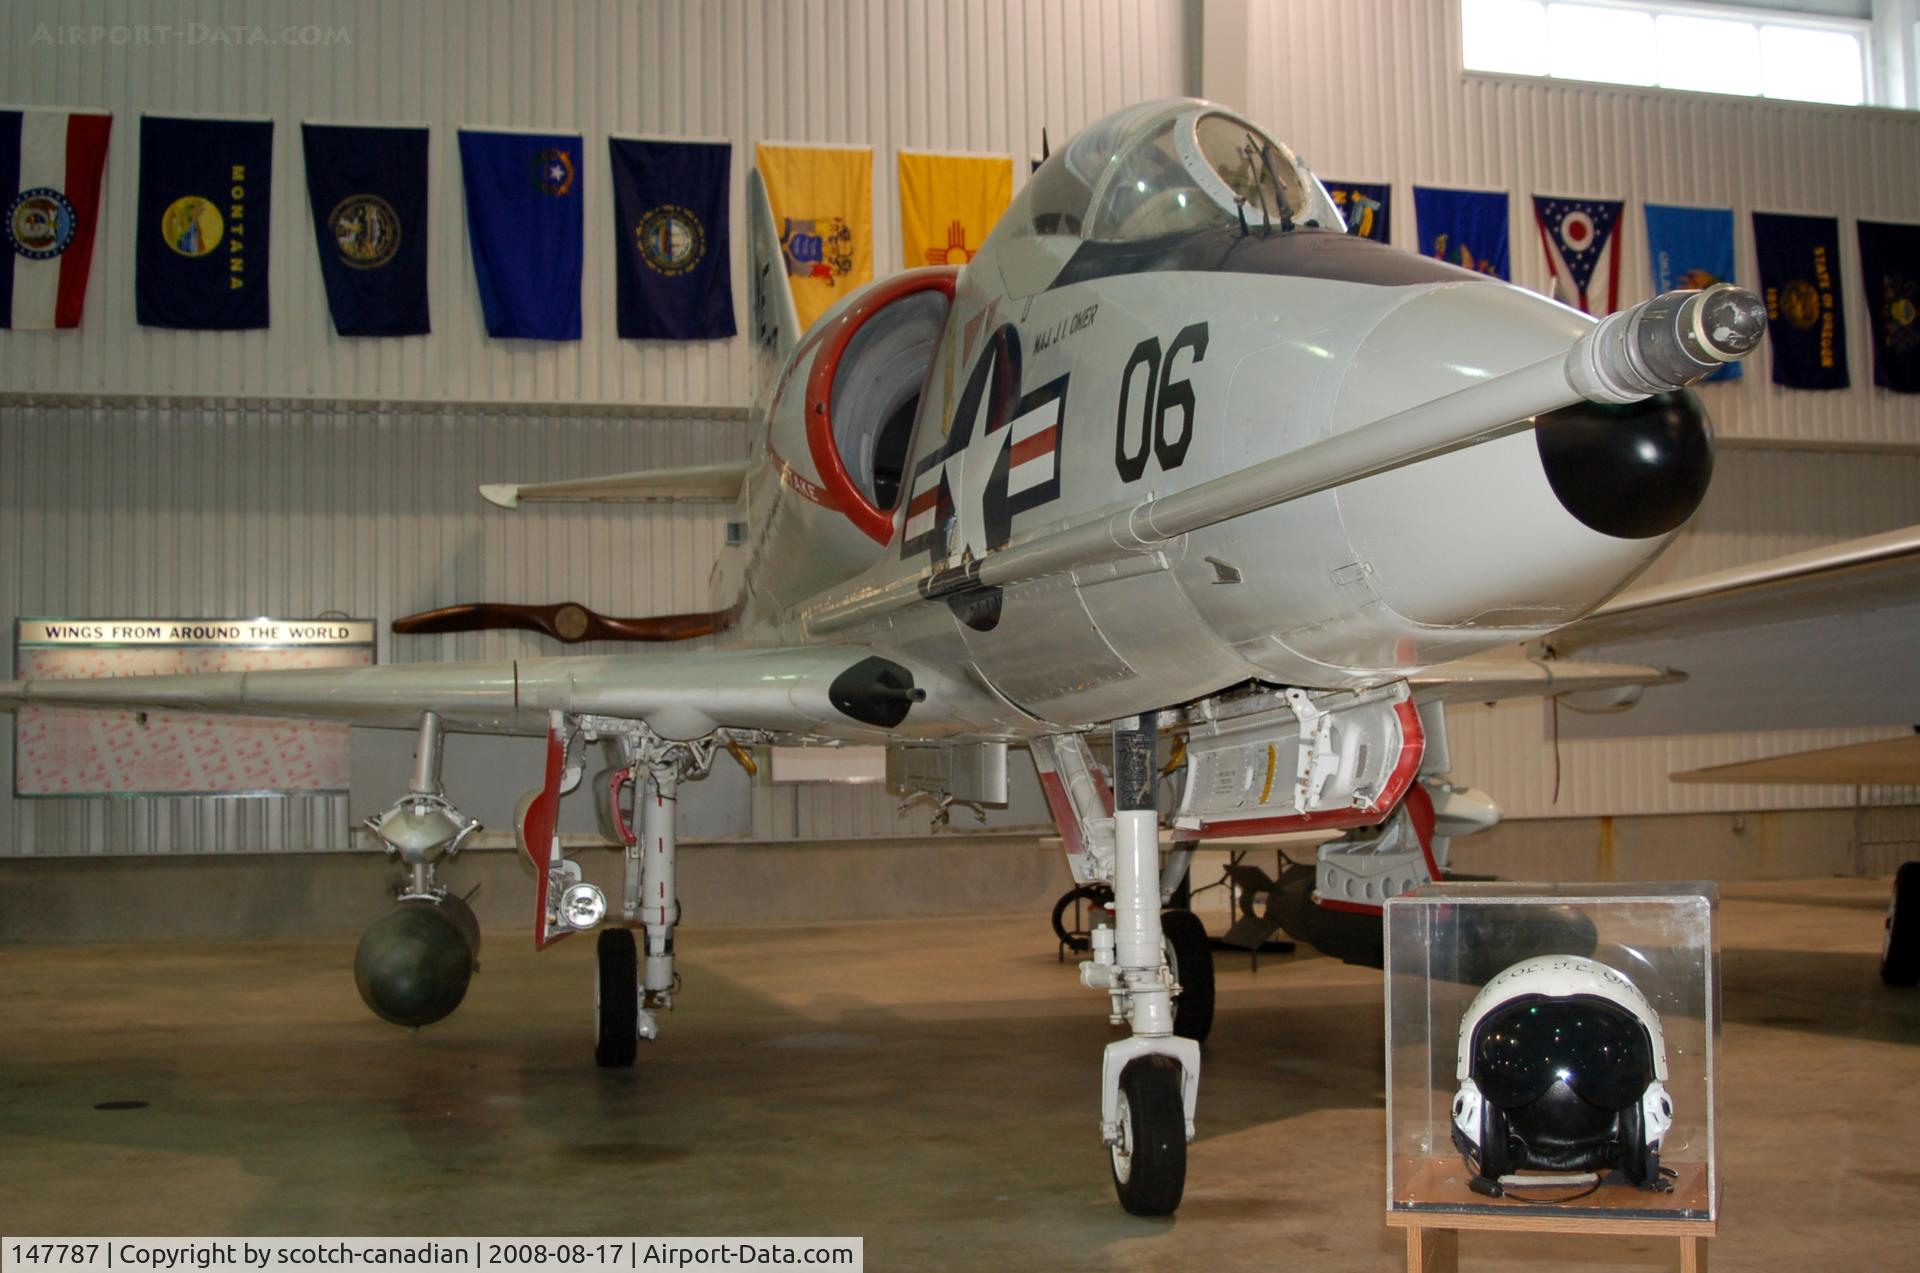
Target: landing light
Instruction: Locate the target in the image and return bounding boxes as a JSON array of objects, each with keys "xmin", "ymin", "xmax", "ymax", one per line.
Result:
[{"xmin": 560, "ymin": 882, "xmax": 607, "ymax": 930}]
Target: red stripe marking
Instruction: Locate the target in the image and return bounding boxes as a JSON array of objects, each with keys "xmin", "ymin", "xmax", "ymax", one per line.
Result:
[
  {"xmin": 1317, "ymin": 897, "xmax": 1384, "ymax": 916},
  {"xmin": 54, "ymin": 113, "xmax": 111, "ymax": 329},
  {"xmin": 1007, "ymin": 424, "xmax": 1059, "ymax": 468},
  {"xmin": 906, "ymin": 485, "xmax": 940, "ymax": 518}
]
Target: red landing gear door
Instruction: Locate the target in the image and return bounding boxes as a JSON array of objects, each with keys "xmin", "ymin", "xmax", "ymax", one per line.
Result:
[{"xmin": 516, "ymin": 714, "xmax": 568, "ymax": 950}]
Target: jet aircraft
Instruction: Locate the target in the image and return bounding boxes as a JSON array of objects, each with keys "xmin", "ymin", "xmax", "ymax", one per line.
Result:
[{"xmin": 2, "ymin": 99, "xmax": 1780, "ymax": 1215}]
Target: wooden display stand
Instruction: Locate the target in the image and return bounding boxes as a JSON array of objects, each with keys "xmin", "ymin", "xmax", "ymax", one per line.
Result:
[{"xmin": 1386, "ymin": 1159, "xmax": 1715, "ymax": 1273}]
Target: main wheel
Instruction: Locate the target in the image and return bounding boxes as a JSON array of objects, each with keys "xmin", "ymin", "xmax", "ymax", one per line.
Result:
[
  {"xmin": 1882, "ymin": 862, "xmax": 1920, "ymax": 987},
  {"xmin": 595, "ymin": 927, "xmax": 639, "ymax": 1067},
  {"xmin": 1162, "ymin": 908, "xmax": 1215, "ymax": 1043},
  {"xmin": 1110, "ymin": 1055, "xmax": 1187, "ymax": 1216}
]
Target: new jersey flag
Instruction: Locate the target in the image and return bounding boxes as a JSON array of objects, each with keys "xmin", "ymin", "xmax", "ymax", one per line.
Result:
[
  {"xmin": 756, "ymin": 142, "xmax": 871, "ymax": 329},
  {"xmin": 458, "ymin": 129, "xmax": 583, "ymax": 340},
  {"xmin": 1752, "ymin": 211, "xmax": 1849, "ymax": 390},
  {"xmin": 1645, "ymin": 203, "xmax": 1741, "ymax": 382},
  {"xmin": 136, "ymin": 115, "xmax": 271, "ymax": 330},
  {"xmin": 1855, "ymin": 219, "xmax": 1920, "ymax": 394},
  {"xmin": 1414, "ymin": 186, "xmax": 1509, "ymax": 279},
  {"xmin": 0, "ymin": 109, "xmax": 111, "ymax": 329},
  {"xmin": 897, "ymin": 149, "xmax": 1012, "ymax": 269},
  {"xmin": 609, "ymin": 137, "xmax": 735, "ymax": 340},
  {"xmin": 301, "ymin": 123, "xmax": 429, "ymax": 337},
  {"xmin": 1323, "ymin": 180, "xmax": 1391, "ymax": 243},
  {"xmin": 1534, "ymin": 195, "xmax": 1624, "ymax": 314}
]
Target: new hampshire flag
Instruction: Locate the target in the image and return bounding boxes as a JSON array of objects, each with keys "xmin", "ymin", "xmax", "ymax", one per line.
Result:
[
  {"xmin": 1533, "ymin": 195, "xmax": 1624, "ymax": 314},
  {"xmin": 609, "ymin": 137, "xmax": 735, "ymax": 340},
  {"xmin": 0, "ymin": 109, "xmax": 112, "ymax": 329},
  {"xmin": 458, "ymin": 129, "xmax": 583, "ymax": 340}
]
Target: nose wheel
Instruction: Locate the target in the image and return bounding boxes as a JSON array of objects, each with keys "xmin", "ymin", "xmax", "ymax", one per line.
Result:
[
  {"xmin": 595, "ymin": 927, "xmax": 639, "ymax": 1067},
  {"xmin": 1109, "ymin": 1055, "xmax": 1187, "ymax": 1216}
]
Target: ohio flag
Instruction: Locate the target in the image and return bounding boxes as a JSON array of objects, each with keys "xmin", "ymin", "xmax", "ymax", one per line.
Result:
[
  {"xmin": 1533, "ymin": 195, "xmax": 1625, "ymax": 315},
  {"xmin": 0, "ymin": 109, "xmax": 112, "ymax": 329}
]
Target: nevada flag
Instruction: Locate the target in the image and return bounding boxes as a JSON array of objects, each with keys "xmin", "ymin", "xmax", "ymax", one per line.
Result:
[
  {"xmin": 0, "ymin": 109, "xmax": 112, "ymax": 329},
  {"xmin": 1533, "ymin": 195, "xmax": 1625, "ymax": 315}
]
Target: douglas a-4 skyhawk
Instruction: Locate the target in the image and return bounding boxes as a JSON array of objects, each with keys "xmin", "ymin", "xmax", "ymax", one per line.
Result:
[{"xmin": 27, "ymin": 97, "xmax": 1896, "ymax": 1215}]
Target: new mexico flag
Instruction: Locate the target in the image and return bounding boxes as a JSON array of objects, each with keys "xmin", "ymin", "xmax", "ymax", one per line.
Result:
[
  {"xmin": 755, "ymin": 142, "xmax": 872, "ymax": 329},
  {"xmin": 898, "ymin": 149, "xmax": 1012, "ymax": 270}
]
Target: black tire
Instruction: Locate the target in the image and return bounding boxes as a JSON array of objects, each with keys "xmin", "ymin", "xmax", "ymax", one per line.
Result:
[
  {"xmin": 1050, "ymin": 884, "xmax": 1113, "ymax": 953},
  {"xmin": 1162, "ymin": 908, "xmax": 1215, "ymax": 1043},
  {"xmin": 1110, "ymin": 1055, "xmax": 1187, "ymax": 1216},
  {"xmin": 1882, "ymin": 862, "xmax": 1920, "ymax": 987},
  {"xmin": 595, "ymin": 927, "xmax": 639, "ymax": 1068}
]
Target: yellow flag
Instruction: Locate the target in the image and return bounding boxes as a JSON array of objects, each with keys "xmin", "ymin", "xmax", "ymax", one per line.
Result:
[
  {"xmin": 755, "ymin": 142, "xmax": 873, "ymax": 330},
  {"xmin": 898, "ymin": 149, "xmax": 1013, "ymax": 270}
]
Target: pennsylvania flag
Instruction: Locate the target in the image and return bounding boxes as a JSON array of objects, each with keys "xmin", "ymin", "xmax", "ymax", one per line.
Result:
[
  {"xmin": 755, "ymin": 142, "xmax": 871, "ymax": 330},
  {"xmin": 0, "ymin": 109, "xmax": 111, "ymax": 329},
  {"xmin": 1855, "ymin": 220, "xmax": 1920, "ymax": 394},
  {"xmin": 301, "ymin": 123, "xmax": 429, "ymax": 337},
  {"xmin": 136, "ymin": 115, "xmax": 272, "ymax": 330},
  {"xmin": 1752, "ymin": 211, "xmax": 1849, "ymax": 390},
  {"xmin": 1323, "ymin": 180, "xmax": 1391, "ymax": 243},
  {"xmin": 1413, "ymin": 186, "xmax": 1509, "ymax": 280},
  {"xmin": 897, "ymin": 149, "xmax": 1012, "ymax": 269},
  {"xmin": 1645, "ymin": 203, "xmax": 1740, "ymax": 382},
  {"xmin": 458, "ymin": 129, "xmax": 583, "ymax": 341},
  {"xmin": 609, "ymin": 137, "xmax": 735, "ymax": 341}
]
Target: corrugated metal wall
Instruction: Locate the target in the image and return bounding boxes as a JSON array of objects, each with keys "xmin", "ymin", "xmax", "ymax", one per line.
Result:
[
  {"xmin": 0, "ymin": 0, "xmax": 1189, "ymax": 406},
  {"xmin": 1246, "ymin": 0, "xmax": 1920, "ymax": 450}
]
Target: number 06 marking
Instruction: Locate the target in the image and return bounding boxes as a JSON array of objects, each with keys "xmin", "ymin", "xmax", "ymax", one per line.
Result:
[{"xmin": 1114, "ymin": 321, "xmax": 1209, "ymax": 481}]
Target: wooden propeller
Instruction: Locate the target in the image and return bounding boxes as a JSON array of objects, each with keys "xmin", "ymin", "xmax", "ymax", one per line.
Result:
[{"xmin": 392, "ymin": 601, "xmax": 731, "ymax": 644}]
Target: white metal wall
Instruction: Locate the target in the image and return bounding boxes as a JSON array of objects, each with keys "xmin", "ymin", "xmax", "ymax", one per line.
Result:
[
  {"xmin": 0, "ymin": 0, "xmax": 1190, "ymax": 407},
  {"xmin": 1245, "ymin": 0, "xmax": 1920, "ymax": 449}
]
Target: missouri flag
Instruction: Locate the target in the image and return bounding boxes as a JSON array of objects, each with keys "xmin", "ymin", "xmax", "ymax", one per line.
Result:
[
  {"xmin": 0, "ymin": 108, "xmax": 111, "ymax": 329},
  {"xmin": 136, "ymin": 115, "xmax": 272, "ymax": 330},
  {"xmin": 897, "ymin": 149, "xmax": 1012, "ymax": 270},
  {"xmin": 755, "ymin": 142, "xmax": 871, "ymax": 330}
]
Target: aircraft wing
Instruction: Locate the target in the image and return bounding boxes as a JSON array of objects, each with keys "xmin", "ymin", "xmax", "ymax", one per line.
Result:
[
  {"xmin": 478, "ymin": 459, "xmax": 748, "ymax": 509},
  {"xmin": 1670, "ymin": 734, "xmax": 1920, "ymax": 785},
  {"xmin": 0, "ymin": 645, "xmax": 953, "ymax": 742},
  {"xmin": 1408, "ymin": 654, "xmax": 1682, "ymax": 706}
]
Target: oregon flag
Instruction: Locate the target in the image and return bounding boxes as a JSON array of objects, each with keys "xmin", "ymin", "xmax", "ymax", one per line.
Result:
[
  {"xmin": 898, "ymin": 149, "xmax": 1012, "ymax": 270},
  {"xmin": 755, "ymin": 142, "xmax": 871, "ymax": 330}
]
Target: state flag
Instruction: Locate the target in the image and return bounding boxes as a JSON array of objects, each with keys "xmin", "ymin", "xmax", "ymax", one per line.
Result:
[
  {"xmin": 1752, "ymin": 211, "xmax": 1849, "ymax": 390},
  {"xmin": 755, "ymin": 142, "xmax": 872, "ymax": 330},
  {"xmin": 458, "ymin": 128, "xmax": 583, "ymax": 341},
  {"xmin": 897, "ymin": 149, "xmax": 1012, "ymax": 270},
  {"xmin": 1645, "ymin": 203, "xmax": 1741, "ymax": 382},
  {"xmin": 1533, "ymin": 195, "xmax": 1624, "ymax": 315},
  {"xmin": 1855, "ymin": 219, "xmax": 1920, "ymax": 394},
  {"xmin": 301, "ymin": 122, "xmax": 430, "ymax": 337},
  {"xmin": 609, "ymin": 137, "xmax": 735, "ymax": 340},
  {"xmin": 0, "ymin": 108, "xmax": 111, "ymax": 329},
  {"xmin": 1413, "ymin": 186, "xmax": 1509, "ymax": 280},
  {"xmin": 136, "ymin": 115, "xmax": 272, "ymax": 330},
  {"xmin": 1323, "ymin": 180, "xmax": 1391, "ymax": 243}
]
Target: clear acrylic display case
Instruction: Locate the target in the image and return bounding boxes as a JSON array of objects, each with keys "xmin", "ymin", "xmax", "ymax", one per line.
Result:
[{"xmin": 1384, "ymin": 882, "xmax": 1719, "ymax": 1223}]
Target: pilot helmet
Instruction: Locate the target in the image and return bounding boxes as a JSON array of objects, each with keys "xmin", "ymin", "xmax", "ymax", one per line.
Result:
[{"xmin": 1449, "ymin": 955, "xmax": 1673, "ymax": 1192}]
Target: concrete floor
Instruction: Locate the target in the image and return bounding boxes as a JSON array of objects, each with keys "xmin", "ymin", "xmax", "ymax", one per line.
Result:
[{"xmin": 3, "ymin": 878, "xmax": 1918, "ymax": 1270}]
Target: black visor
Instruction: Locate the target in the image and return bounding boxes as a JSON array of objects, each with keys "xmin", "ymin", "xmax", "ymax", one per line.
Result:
[{"xmin": 1472, "ymin": 994, "xmax": 1654, "ymax": 1112}]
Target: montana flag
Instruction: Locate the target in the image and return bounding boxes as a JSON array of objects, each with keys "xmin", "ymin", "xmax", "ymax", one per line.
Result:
[
  {"xmin": 1855, "ymin": 220, "xmax": 1920, "ymax": 394},
  {"xmin": 609, "ymin": 137, "xmax": 735, "ymax": 340},
  {"xmin": 1534, "ymin": 195, "xmax": 1624, "ymax": 314},
  {"xmin": 0, "ymin": 109, "xmax": 111, "ymax": 329},
  {"xmin": 1752, "ymin": 212, "xmax": 1849, "ymax": 390},
  {"xmin": 755, "ymin": 142, "xmax": 871, "ymax": 330},
  {"xmin": 301, "ymin": 123, "xmax": 429, "ymax": 337},
  {"xmin": 1645, "ymin": 203, "xmax": 1741, "ymax": 382},
  {"xmin": 136, "ymin": 115, "xmax": 271, "ymax": 330},
  {"xmin": 1414, "ymin": 186, "xmax": 1509, "ymax": 279},
  {"xmin": 1324, "ymin": 180, "xmax": 1391, "ymax": 243},
  {"xmin": 897, "ymin": 149, "xmax": 1012, "ymax": 269},
  {"xmin": 458, "ymin": 129, "xmax": 583, "ymax": 340}
]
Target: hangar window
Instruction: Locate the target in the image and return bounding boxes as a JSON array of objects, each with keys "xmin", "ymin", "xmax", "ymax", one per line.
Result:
[{"xmin": 1463, "ymin": 0, "xmax": 1872, "ymax": 107}]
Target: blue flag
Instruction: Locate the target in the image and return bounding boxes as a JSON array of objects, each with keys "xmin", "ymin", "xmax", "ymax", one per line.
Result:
[
  {"xmin": 1324, "ymin": 180, "xmax": 1391, "ymax": 243},
  {"xmin": 1752, "ymin": 212, "xmax": 1849, "ymax": 390},
  {"xmin": 609, "ymin": 138, "xmax": 736, "ymax": 341},
  {"xmin": 1855, "ymin": 220, "xmax": 1920, "ymax": 394},
  {"xmin": 301, "ymin": 123, "xmax": 429, "ymax": 337},
  {"xmin": 458, "ymin": 129, "xmax": 582, "ymax": 340},
  {"xmin": 136, "ymin": 115, "xmax": 271, "ymax": 329},
  {"xmin": 1413, "ymin": 186, "xmax": 1508, "ymax": 279},
  {"xmin": 1645, "ymin": 204, "xmax": 1741, "ymax": 382}
]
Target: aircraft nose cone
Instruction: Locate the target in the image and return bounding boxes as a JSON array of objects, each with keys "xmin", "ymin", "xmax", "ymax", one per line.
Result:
[
  {"xmin": 1535, "ymin": 388, "xmax": 1713, "ymax": 540},
  {"xmin": 1700, "ymin": 286, "xmax": 1766, "ymax": 361},
  {"xmin": 354, "ymin": 901, "xmax": 476, "ymax": 1028}
]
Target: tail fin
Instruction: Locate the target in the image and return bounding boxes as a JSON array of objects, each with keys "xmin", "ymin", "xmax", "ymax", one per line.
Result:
[{"xmin": 746, "ymin": 167, "xmax": 801, "ymax": 433}]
